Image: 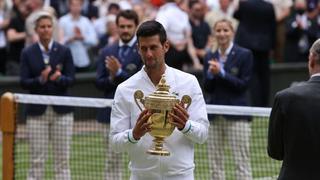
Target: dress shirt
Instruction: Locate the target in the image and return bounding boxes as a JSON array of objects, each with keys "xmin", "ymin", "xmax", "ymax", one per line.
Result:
[
  {"xmin": 38, "ymin": 39, "xmax": 54, "ymax": 65},
  {"xmin": 110, "ymin": 65, "xmax": 209, "ymax": 180},
  {"xmin": 218, "ymin": 42, "xmax": 234, "ymax": 68},
  {"xmin": 119, "ymin": 36, "xmax": 137, "ymax": 48},
  {"xmin": 59, "ymin": 14, "xmax": 98, "ymax": 68}
]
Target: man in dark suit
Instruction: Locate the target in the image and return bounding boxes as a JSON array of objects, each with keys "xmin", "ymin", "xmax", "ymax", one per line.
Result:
[
  {"xmin": 96, "ymin": 10, "xmax": 142, "ymax": 123},
  {"xmin": 284, "ymin": 0, "xmax": 318, "ymax": 63},
  {"xmin": 20, "ymin": 12, "xmax": 75, "ymax": 180},
  {"xmin": 268, "ymin": 38, "xmax": 320, "ymax": 180},
  {"xmin": 95, "ymin": 10, "xmax": 142, "ymax": 180},
  {"xmin": 203, "ymin": 19, "xmax": 253, "ymax": 180},
  {"xmin": 234, "ymin": 0, "xmax": 276, "ymax": 107}
]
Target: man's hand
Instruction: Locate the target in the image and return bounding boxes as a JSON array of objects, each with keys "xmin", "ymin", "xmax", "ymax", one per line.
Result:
[
  {"xmin": 170, "ymin": 103, "xmax": 189, "ymax": 130},
  {"xmin": 132, "ymin": 109, "xmax": 152, "ymax": 140},
  {"xmin": 105, "ymin": 56, "xmax": 122, "ymax": 78},
  {"xmin": 49, "ymin": 69, "xmax": 61, "ymax": 81},
  {"xmin": 208, "ymin": 59, "xmax": 221, "ymax": 75},
  {"xmin": 40, "ymin": 66, "xmax": 52, "ymax": 83},
  {"xmin": 74, "ymin": 26, "xmax": 84, "ymax": 40}
]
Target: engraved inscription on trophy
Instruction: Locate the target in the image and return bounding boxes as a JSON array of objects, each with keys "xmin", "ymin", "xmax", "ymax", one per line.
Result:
[{"xmin": 134, "ymin": 75, "xmax": 192, "ymax": 156}]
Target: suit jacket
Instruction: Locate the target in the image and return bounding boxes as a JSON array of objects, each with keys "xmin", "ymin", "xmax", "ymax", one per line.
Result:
[
  {"xmin": 268, "ymin": 76, "xmax": 320, "ymax": 180},
  {"xmin": 234, "ymin": 0, "xmax": 276, "ymax": 52},
  {"xmin": 203, "ymin": 44, "xmax": 253, "ymax": 120},
  {"xmin": 284, "ymin": 11, "xmax": 319, "ymax": 62},
  {"xmin": 20, "ymin": 42, "xmax": 75, "ymax": 116},
  {"xmin": 95, "ymin": 40, "xmax": 142, "ymax": 122}
]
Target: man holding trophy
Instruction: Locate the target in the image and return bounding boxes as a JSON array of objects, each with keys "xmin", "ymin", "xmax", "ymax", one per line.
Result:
[{"xmin": 110, "ymin": 20, "xmax": 209, "ymax": 180}]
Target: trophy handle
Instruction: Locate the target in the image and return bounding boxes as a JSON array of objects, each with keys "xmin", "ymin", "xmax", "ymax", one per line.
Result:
[
  {"xmin": 181, "ymin": 95, "xmax": 192, "ymax": 109},
  {"xmin": 134, "ymin": 90, "xmax": 145, "ymax": 111}
]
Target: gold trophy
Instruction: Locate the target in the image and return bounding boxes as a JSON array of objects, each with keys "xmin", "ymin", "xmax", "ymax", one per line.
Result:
[{"xmin": 134, "ymin": 75, "xmax": 192, "ymax": 156}]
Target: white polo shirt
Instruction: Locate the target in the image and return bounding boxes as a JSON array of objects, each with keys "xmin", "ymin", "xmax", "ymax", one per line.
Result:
[{"xmin": 156, "ymin": 3, "xmax": 191, "ymax": 44}]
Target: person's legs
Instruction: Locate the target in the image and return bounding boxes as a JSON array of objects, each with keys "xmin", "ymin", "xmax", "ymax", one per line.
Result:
[
  {"xmin": 226, "ymin": 120, "xmax": 252, "ymax": 180},
  {"xmin": 250, "ymin": 50, "xmax": 270, "ymax": 107},
  {"xmin": 0, "ymin": 48, "xmax": 7, "ymax": 75},
  {"xmin": 27, "ymin": 113, "xmax": 49, "ymax": 180},
  {"xmin": 209, "ymin": 117, "xmax": 226, "ymax": 180},
  {"xmin": 51, "ymin": 107, "xmax": 73, "ymax": 180}
]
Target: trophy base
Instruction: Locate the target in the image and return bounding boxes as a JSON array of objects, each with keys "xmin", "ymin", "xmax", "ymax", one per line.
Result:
[{"xmin": 147, "ymin": 149, "xmax": 170, "ymax": 156}]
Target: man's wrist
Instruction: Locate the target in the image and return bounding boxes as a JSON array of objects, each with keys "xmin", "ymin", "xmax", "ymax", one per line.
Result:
[
  {"xmin": 128, "ymin": 130, "xmax": 139, "ymax": 144},
  {"xmin": 180, "ymin": 121, "xmax": 192, "ymax": 134}
]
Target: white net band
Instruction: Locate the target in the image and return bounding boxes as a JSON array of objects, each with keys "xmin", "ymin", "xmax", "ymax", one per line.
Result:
[
  {"xmin": 14, "ymin": 93, "xmax": 271, "ymax": 117},
  {"xmin": 14, "ymin": 93, "xmax": 112, "ymax": 108}
]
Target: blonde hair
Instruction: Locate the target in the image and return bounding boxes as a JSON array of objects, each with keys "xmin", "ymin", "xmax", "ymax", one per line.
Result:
[
  {"xmin": 213, "ymin": 18, "xmax": 234, "ymax": 33},
  {"xmin": 34, "ymin": 12, "xmax": 53, "ymax": 29}
]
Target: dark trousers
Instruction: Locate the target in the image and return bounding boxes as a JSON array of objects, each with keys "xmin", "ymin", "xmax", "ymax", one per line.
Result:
[
  {"xmin": 250, "ymin": 50, "xmax": 270, "ymax": 107},
  {"xmin": 0, "ymin": 48, "xmax": 6, "ymax": 75}
]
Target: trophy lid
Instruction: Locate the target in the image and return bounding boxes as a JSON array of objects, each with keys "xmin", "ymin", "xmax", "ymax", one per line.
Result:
[
  {"xmin": 144, "ymin": 75, "xmax": 178, "ymax": 110},
  {"xmin": 152, "ymin": 75, "xmax": 175, "ymax": 97}
]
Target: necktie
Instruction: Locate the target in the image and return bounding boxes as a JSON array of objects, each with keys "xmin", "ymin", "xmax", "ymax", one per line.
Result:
[
  {"xmin": 119, "ymin": 45, "xmax": 129, "ymax": 60},
  {"xmin": 44, "ymin": 46, "xmax": 50, "ymax": 66}
]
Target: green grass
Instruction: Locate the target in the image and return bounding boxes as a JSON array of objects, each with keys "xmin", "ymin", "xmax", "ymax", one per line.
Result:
[
  {"xmin": 193, "ymin": 117, "xmax": 281, "ymax": 180},
  {"xmin": 1, "ymin": 118, "xmax": 281, "ymax": 180},
  {"xmin": 13, "ymin": 132, "xmax": 107, "ymax": 180}
]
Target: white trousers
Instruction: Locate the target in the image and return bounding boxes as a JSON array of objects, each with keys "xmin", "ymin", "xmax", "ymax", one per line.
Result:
[
  {"xmin": 209, "ymin": 116, "xmax": 252, "ymax": 180},
  {"xmin": 27, "ymin": 106, "xmax": 73, "ymax": 180}
]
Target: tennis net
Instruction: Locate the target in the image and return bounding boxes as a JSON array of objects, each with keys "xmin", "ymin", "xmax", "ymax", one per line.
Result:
[{"xmin": 0, "ymin": 93, "xmax": 280, "ymax": 180}]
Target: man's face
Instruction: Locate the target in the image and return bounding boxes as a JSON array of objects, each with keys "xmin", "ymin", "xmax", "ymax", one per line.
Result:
[
  {"xmin": 219, "ymin": 0, "xmax": 230, "ymax": 11},
  {"xmin": 35, "ymin": 18, "xmax": 53, "ymax": 42},
  {"xmin": 138, "ymin": 35, "xmax": 169, "ymax": 69},
  {"xmin": 190, "ymin": 2, "xmax": 204, "ymax": 19},
  {"xmin": 70, "ymin": 0, "xmax": 82, "ymax": 16},
  {"xmin": 117, "ymin": 17, "xmax": 137, "ymax": 43},
  {"xmin": 26, "ymin": 0, "xmax": 42, "ymax": 11}
]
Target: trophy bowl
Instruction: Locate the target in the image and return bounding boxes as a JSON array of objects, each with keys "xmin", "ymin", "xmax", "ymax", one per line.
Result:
[{"xmin": 134, "ymin": 75, "xmax": 191, "ymax": 156}]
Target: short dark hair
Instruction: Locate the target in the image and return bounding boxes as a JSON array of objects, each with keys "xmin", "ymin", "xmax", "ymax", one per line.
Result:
[
  {"xmin": 116, "ymin": 10, "xmax": 139, "ymax": 26},
  {"xmin": 136, "ymin": 20, "xmax": 167, "ymax": 44},
  {"xmin": 108, "ymin": 3, "xmax": 120, "ymax": 12},
  {"xmin": 188, "ymin": 0, "xmax": 200, "ymax": 9}
]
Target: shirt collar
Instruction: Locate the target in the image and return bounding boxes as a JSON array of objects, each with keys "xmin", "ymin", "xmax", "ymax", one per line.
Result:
[
  {"xmin": 119, "ymin": 36, "xmax": 137, "ymax": 48},
  {"xmin": 218, "ymin": 42, "xmax": 233, "ymax": 57},
  {"xmin": 38, "ymin": 39, "xmax": 54, "ymax": 52},
  {"xmin": 141, "ymin": 64, "xmax": 173, "ymax": 88}
]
